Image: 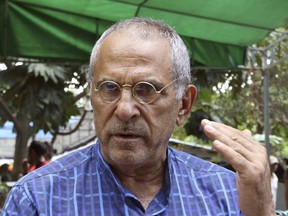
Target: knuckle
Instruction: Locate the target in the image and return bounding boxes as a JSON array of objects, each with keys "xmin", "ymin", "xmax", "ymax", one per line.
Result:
[{"xmin": 230, "ymin": 132, "xmax": 240, "ymax": 142}]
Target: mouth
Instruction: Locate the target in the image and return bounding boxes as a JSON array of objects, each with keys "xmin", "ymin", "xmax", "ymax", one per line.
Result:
[{"xmin": 112, "ymin": 131, "xmax": 142, "ymax": 140}]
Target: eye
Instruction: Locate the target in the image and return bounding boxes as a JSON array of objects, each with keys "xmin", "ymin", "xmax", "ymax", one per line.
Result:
[
  {"xmin": 99, "ymin": 81, "xmax": 119, "ymax": 92},
  {"xmin": 134, "ymin": 82, "xmax": 155, "ymax": 95},
  {"xmin": 97, "ymin": 81, "xmax": 120, "ymax": 102},
  {"xmin": 134, "ymin": 82, "xmax": 156, "ymax": 102}
]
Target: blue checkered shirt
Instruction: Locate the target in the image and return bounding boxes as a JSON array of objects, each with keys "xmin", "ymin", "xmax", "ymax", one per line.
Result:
[{"xmin": 2, "ymin": 141, "xmax": 242, "ymax": 215}]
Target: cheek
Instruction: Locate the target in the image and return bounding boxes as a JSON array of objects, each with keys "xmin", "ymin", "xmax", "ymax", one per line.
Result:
[
  {"xmin": 90, "ymin": 98, "xmax": 109, "ymax": 133},
  {"xmin": 149, "ymin": 104, "xmax": 179, "ymax": 135}
]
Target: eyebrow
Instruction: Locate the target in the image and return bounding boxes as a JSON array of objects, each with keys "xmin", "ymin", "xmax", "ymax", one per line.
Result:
[
  {"xmin": 142, "ymin": 79, "xmax": 164, "ymax": 89},
  {"xmin": 94, "ymin": 78, "xmax": 166, "ymax": 89}
]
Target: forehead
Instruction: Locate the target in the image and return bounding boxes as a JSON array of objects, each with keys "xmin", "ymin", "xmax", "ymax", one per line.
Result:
[{"xmin": 92, "ymin": 31, "xmax": 173, "ymax": 81}]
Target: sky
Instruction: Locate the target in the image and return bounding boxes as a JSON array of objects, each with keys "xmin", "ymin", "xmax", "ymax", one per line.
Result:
[{"xmin": 0, "ymin": 121, "xmax": 53, "ymax": 139}]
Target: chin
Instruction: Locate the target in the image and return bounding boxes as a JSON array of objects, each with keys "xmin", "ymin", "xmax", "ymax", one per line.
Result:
[{"xmin": 111, "ymin": 151, "xmax": 144, "ymax": 166}]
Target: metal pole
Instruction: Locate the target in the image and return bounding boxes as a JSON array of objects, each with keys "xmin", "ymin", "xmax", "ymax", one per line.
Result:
[{"xmin": 263, "ymin": 68, "xmax": 271, "ymax": 157}]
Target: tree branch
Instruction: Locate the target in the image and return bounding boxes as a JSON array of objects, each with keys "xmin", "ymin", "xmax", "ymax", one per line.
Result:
[
  {"xmin": 0, "ymin": 96, "xmax": 22, "ymax": 132},
  {"xmin": 55, "ymin": 110, "xmax": 87, "ymax": 136},
  {"xmin": 74, "ymin": 87, "xmax": 88, "ymax": 102}
]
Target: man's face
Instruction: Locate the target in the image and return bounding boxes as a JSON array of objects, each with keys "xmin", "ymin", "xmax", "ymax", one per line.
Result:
[{"xmin": 90, "ymin": 32, "xmax": 184, "ymax": 169}]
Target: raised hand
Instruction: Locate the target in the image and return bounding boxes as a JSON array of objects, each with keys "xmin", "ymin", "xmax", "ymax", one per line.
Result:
[{"xmin": 201, "ymin": 119, "xmax": 275, "ymax": 216}]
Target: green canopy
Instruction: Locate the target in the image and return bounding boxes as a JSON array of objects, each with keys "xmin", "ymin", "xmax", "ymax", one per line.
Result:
[{"xmin": 1, "ymin": 0, "xmax": 288, "ymax": 68}]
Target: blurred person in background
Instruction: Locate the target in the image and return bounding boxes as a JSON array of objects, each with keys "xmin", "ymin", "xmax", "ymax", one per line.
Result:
[
  {"xmin": 17, "ymin": 159, "xmax": 30, "ymax": 179},
  {"xmin": 284, "ymin": 159, "xmax": 288, "ymax": 209},
  {"xmin": 0, "ymin": 164, "xmax": 11, "ymax": 211},
  {"xmin": 43, "ymin": 142, "xmax": 54, "ymax": 161},
  {"xmin": 27, "ymin": 141, "xmax": 50, "ymax": 172},
  {"xmin": 0, "ymin": 164, "xmax": 11, "ymax": 182},
  {"xmin": 270, "ymin": 155, "xmax": 279, "ymax": 208}
]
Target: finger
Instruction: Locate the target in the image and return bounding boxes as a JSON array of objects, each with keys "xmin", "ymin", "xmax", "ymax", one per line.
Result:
[
  {"xmin": 212, "ymin": 139, "xmax": 251, "ymax": 172},
  {"xmin": 203, "ymin": 123, "xmax": 256, "ymax": 163},
  {"xmin": 201, "ymin": 120, "xmax": 268, "ymax": 167},
  {"xmin": 202, "ymin": 119, "xmax": 263, "ymax": 153},
  {"xmin": 242, "ymin": 129, "xmax": 252, "ymax": 137},
  {"xmin": 213, "ymin": 138, "xmax": 268, "ymax": 178}
]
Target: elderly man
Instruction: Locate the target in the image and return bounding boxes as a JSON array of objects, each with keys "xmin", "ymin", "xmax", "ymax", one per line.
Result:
[{"xmin": 3, "ymin": 17, "xmax": 275, "ymax": 215}]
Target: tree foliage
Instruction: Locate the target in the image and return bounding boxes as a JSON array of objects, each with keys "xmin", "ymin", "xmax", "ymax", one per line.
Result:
[
  {"xmin": 0, "ymin": 63, "xmax": 84, "ymax": 131},
  {"xmin": 180, "ymin": 27, "xmax": 288, "ymax": 158},
  {"xmin": 0, "ymin": 62, "xmax": 86, "ymax": 178}
]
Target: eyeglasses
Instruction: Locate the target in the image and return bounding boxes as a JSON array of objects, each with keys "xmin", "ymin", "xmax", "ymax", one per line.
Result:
[{"xmin": 94, "ymin": 78, "xmax": 180, "ymax": 104}]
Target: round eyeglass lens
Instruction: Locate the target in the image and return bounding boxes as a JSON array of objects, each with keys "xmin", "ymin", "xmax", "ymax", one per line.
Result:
[
  {"xmin": 98, "ymin": 81, "xmax": 121, "ymax": 102},
  {"xmin": 133, "ymin": 82, "xmax": 157, "ymax": 103}
]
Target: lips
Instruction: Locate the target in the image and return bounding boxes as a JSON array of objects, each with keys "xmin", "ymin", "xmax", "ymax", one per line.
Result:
[{"xmin": 113, "ymin": 131, "xmax": 142, "ymax": 139}]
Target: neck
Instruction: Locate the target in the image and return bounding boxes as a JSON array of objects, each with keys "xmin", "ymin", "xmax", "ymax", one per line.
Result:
[{"xmin": 113, "ymin": 160, "xmax": 166, "ymax": 210}]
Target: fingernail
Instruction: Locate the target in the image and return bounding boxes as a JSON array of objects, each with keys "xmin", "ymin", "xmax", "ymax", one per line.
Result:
[
  {"xmin": 205, "ymin": 124, "xmax": 215, "ymax": 132},
  {"xmin": 213, "ymin": 140, "xmax": 223, "ymax": 148},
  {"xmin": 202, "ymin": 119, "xmax": 210, "ymax": 124}
]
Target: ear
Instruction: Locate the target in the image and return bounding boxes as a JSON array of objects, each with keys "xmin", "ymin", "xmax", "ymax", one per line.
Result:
[{"xmin": 176, "ymin": 85, "xmax": 197, "ymax": 126}]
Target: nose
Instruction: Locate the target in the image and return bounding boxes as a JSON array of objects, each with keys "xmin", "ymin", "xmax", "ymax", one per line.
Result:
[{"xmin": 114, "ymin": 88, "xmax": 140, "ymax": 121}]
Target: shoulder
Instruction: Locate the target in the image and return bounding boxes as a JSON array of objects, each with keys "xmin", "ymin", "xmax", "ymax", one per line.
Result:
[
  {"xmin": 15, "ymin": 143, "xmax": 98, "ymax": 187},
  {"xmin": 168, "ymin": 147, "xmax": 235, "ymax": 177},
  {"xmin": 3, "ymin": 143, "xmax": 100, "ymax": 214},
  {"xmin": 167, "ymin": 147, "xmax": 239, "ymax": 211},
  {"xmin": 168, "ymin": 147, "xmax": 239, "ymax": 208}
]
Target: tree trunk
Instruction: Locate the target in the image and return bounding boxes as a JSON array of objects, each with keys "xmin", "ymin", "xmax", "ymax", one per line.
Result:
[{"xmin": 12, "ymin": 116, "xmax": 31, "ymax": 180}]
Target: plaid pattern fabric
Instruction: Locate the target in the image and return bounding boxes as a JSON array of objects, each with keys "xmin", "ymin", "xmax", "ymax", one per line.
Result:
[
  {"xmin": 276, "ymin": 211, "xmax": 288, "ymax": 216},
  {"xmin": 2, "ymin": 141, "xmax": 242, "ymax": 216}
]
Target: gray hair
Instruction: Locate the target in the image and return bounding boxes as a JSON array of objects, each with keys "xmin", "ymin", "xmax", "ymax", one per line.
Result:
[{"xmin": 89, "ymin": 17, "xmax": 191, "ymax": 99}]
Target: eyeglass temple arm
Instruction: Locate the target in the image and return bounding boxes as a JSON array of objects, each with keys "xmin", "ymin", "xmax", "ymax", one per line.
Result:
[{"xmin": 155, "ymin": 77, "xmax": 181, "ymax": 94}]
